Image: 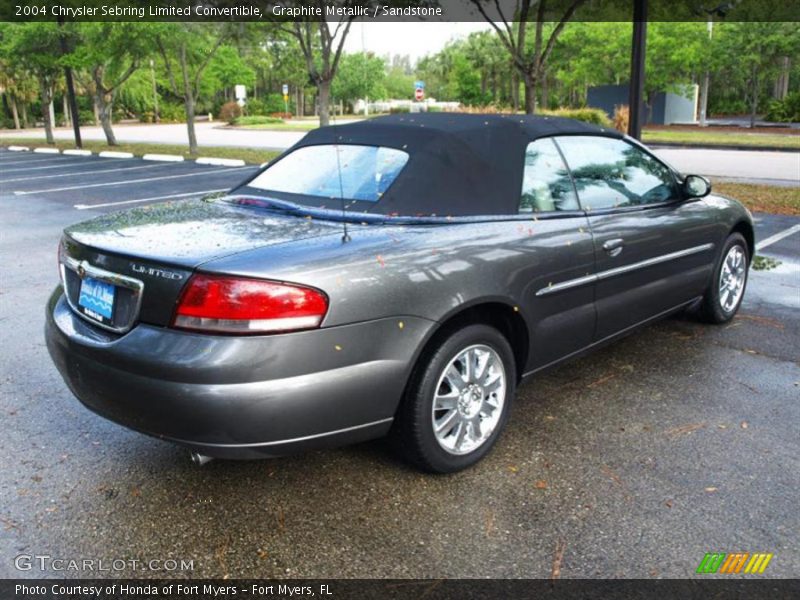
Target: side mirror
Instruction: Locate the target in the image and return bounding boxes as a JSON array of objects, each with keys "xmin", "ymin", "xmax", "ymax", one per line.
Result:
[{"xmin": 682, "ymin": 174, "xmax": 711, "ymax": 198}]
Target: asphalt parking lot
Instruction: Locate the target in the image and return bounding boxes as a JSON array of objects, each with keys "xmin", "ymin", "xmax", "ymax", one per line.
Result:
[{"xmin": 0, "ymin": 148, "xmax": 798, "ymax": 579}]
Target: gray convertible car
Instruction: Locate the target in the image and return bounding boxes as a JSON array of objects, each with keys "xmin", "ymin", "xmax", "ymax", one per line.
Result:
[{"xmin": 46, "ymin": 114, "xmax": 753, "ymax": 472}]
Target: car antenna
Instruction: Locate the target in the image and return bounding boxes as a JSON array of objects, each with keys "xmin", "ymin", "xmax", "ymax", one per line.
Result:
[{"xmin": 334, "ymin": 144, "xmax": 351, "ymax": 243}]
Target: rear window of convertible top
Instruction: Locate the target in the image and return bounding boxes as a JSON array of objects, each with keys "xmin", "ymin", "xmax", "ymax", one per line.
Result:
[{"xmin": 245, "ymin": 145, "xmax": 409, "ymax": 203}]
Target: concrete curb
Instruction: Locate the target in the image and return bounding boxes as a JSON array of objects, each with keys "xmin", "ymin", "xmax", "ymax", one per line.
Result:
[
  {"xmin": 98, "ymin": 151, "xmax": 134, "ymax": 159},
  {"xmin": 63, "ymin": 149, "xmax": 93, "ymax": 156},
  {"xmin": 196, "ymin": 157, "xmax": 246, "ymax": 167},
  {"xmin": 33, "ymin": 147, "xmax": 60, "ymax": 154},
  {"xmin": 648, "ymin": 142, "xmax": 799, "ymax": 153},
  {"xmin": 8, "ymin": 145, "xmax": 30, "ymax": 152},
  {"xmin": 143, "ymin": 153, "xmax": 185, "ymax": 162}
]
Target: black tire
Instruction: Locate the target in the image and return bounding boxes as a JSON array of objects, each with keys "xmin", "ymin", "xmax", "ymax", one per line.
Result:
[
  {"xmin": 699, "ymin": 232, "xmax": 749, "ymax": 324},
  {"xmin": 391, "ymin": 323, "xmax": 516, "ymax": 473}
]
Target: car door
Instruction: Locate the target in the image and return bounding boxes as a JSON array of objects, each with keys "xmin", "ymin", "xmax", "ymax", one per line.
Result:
[
  {"xmin": 554, "ymin": 135, "xmax": 717, "ymax": 341},
  {"xmin": 517, "ymin": 137, "xmax": 597, "ymax": 371}
]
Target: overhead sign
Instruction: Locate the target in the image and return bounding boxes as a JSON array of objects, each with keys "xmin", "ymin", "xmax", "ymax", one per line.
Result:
[{"xmin": 415, "ymin": 87, "xmax": 424, "ymax": 102}]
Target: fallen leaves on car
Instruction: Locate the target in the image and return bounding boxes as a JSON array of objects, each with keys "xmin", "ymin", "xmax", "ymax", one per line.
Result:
[
  {"xmin": 534, "ymin": 480, "xmax": 548, "ymax": 490},
  {"xmin": 665, "ymin": 499, "xmax": 674, "ymax": 508}
]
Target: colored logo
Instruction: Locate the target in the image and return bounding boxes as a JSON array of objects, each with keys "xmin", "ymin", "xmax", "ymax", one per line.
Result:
[{"xmin": 696, "ymin": 552, "xmax": 773, "ymax": 574}]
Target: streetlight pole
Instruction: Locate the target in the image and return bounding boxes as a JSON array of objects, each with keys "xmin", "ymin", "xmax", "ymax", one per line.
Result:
[{"xmin": 628, "ymin": 0, "xmax": 648, "ymax": 140}]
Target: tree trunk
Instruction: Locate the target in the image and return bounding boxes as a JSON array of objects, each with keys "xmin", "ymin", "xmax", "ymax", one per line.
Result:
[
  {"xmin": 523, "ymin": 73, "xmax": 538, "ymax": 115},
  {"xmin": 749, "ymin": 65, "xmax": 759, "ymax": 128},
  {"xmin": 699, "ymin": 71, "xmax": 710, "ymax": 126},
  {"xmin": 773, "ymin": 56, "xmax": 789, "ymax": 100},
  {"xmin": 510, "ymin": 72, "xmax": 519, "ymax": 112},
  {"xmin": 318, "ymin": 79, "xmax": 331, "ymax": 127},
  {"xmin": 93, "ymin": 98, "xmax": 100, "ymax": 125},
  {"xmin": 541, "ymin": 75, "xmax": 549, "ymax": 111},
  {"xmin": 10, "ymin": 95, "xmax": 20, "ymax": 129},
  {"xmin": 185, "ymin": 96, "xmax": 198, "ymax": 154},
  {"xmin": 95, "ymin": 90, "xmax": 117, "ymax": 145},
  {"xmin": 299, "ymin": 88, "xmax": 304, "ymax": 117},
  {"xmin": 21, "ymin": 102, "xmax": 29, "ymax": 128},
  {"xmin": 63, "ymin": 94, "xmax": 71, "ymax": 127},
  {"xmin": 39, "ymin": 79, "xmax": 54, "ymax": 144}
]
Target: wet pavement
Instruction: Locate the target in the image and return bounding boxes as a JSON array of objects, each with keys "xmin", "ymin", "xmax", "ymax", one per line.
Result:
[{"xmin": 0, "ymin": 149, "xmax": 798, "ymax": 579}]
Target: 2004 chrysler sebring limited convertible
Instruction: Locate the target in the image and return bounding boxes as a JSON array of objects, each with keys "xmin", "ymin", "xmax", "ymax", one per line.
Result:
[{"xmin": 46, "ymin": 114, "xmax": 753, "ymax": 472}]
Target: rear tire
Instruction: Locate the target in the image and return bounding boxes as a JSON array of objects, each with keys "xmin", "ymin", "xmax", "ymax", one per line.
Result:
[
  {"xmin": 391, "ymin": 324, "xmax": 516, "ymax": 473},
  {"xmin": 699, "ymin": 233, "xmax": 749, "ymax": 324}
]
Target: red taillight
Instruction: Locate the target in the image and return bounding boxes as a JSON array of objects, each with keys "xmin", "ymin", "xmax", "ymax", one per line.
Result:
[{"xmin": 172, "ymin": 274, "xmax": 328, "ymax": 334}]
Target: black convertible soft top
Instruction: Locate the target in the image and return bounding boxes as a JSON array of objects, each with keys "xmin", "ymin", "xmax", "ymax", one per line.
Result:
[{"xmin": 247, "ymin": 113, "xmax": 623, "ymax": 217}]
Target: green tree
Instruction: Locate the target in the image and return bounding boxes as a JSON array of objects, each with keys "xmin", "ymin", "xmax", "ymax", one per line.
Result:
[
  {"xmin": 280, "ymin": 7, "xmax": 359, "ymax": 126},
  {"xmin": 712, "ymin": 22, "xmax": 800, "ymax": 126},
  {"xmin": 0, "ymin": 25, "xmax": 38, "ymax": 129},
  {"xmin": 154, "ymin": 23, "xmax": 230, "ymax": 154},
  {"xmin": 331, "ymin": 52, "xmax": 386, "ymax": 109},
  {"xmin": 70, "ymin": 23, "xmax": 153, "ymax": 145},
  {"xmin": 4, "ymin": 23, "xmax": 63, "ymax": 142},
  {"xmin": 470, "ymin": 0, "xmax": 587, "ymax": 113},
  {"xmin": 208, "ymin": 44, "xmax": 256, "ymax": 102}
]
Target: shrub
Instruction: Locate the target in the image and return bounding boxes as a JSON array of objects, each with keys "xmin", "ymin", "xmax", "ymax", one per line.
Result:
[
  {"xmin": 613, "ymin": 105, "xmax": 630, "ymax": 133},
  {"xmin": 541, "ymin": 107, "xmax": 613, "ymax": 128},
  {"xmin": 389, "ymin": 106, "xmax": 410, "ymax": 114},
  {"xmin": 764, "ymin": 92, "xmax": 800, "ymax": 123},
  {"xmin": 139, "ymin": 107, "xmax": 184, "ymax": 124},
  {"xmin": 456, "ymin": 104, "xmax": 509, "ymax": 114},
  {"xmin": 79, "ymin": 110, "xmax": 96, "ymax": 125},
  {"xmin": 219, "ymin": 101, "xmax": 242, "ymax": 125}
]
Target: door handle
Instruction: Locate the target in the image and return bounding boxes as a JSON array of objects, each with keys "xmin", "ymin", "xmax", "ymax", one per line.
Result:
[{"xmin": 603, "ymin": 238, "xmax": 624, "ymax": 257}]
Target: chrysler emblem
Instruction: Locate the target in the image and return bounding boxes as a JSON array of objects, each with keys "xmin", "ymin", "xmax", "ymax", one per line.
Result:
[{"xmin": 77, "ymin": 264, "xmax": 86, "ymax": 278}]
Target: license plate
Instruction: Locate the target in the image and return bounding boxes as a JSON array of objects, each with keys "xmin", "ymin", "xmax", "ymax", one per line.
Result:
[{"xmin": 78, "ymin": 277, "xmax": 115, "ymax": 323}]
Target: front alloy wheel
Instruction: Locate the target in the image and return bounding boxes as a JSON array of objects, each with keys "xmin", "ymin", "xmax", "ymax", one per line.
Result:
[
  {"xmin": 432, "ymin": 344, "xmax": 506, "ymax": 456},
  {"xmin": 699, "ymin": 232, "xmax": 749, "ymax": 324},
  {"xmin": 392, "ymin": 324, "xmax": 515, "ymax": 473}
]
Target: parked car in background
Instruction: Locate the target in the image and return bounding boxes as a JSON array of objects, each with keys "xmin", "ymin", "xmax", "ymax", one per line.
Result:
[{"xmin": 46, "ymin": 114, "xmax": 753, "ymax": 472}]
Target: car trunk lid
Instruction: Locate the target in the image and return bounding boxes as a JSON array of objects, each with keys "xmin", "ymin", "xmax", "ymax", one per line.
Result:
[{"xmin": 60, "ymin": 199, "xmax": 345, "ymax": 329}]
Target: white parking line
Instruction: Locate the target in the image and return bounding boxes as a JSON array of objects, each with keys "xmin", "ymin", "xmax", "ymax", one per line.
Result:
[
  {"xmin": 0, "ymin": 156, "xmax": 79, "ymax": 167},
  {"xmin": 756, "ymin": 224, "xmax": 800, "ymax": 251},
  {"xmin": 14, "ymin": 166, "xmax": 252, "ymax": 195},
  {"xmin": 74, "ymin": 188, "xmax": 229, "ymax": 210},
  {"xmin": 0, "ymin": 161, "xmax": 174, "ymax": 183},
  {"xmin": 1, "ymin": 158, "xmax": 112, "ymax": 173}
]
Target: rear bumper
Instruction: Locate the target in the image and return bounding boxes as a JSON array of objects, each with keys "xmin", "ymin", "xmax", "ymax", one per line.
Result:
[{"xmin": 45, "ymin": 288, "xmax": 434, "ymax": 458}]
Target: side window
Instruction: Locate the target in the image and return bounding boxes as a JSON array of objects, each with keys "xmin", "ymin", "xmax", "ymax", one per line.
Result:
[
  {"xmin": 555, "ymin": 136, "xmax": 678, "ymax": 210},
  {"xmin": 520, "ymin": 138, "xmax": 579, "ymax": 213}
]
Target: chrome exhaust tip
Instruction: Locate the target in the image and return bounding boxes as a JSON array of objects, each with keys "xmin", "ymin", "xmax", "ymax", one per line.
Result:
[{"xmin": 191, "ymin": 452, "xmax": 214, "ymax": 466}]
